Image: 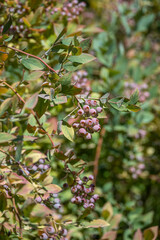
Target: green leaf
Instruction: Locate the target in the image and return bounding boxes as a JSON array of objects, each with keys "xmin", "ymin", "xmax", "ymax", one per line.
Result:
[
  {"xmin": 4, "ymin": 35, "xmax": 13, "ymax": 42},
  {"xmin": 0, "ymin": 98, "xmax": 12, "ymax": 117},
  {"xmin": 0, "ymin": 133, "xmax": 16, "ymax": 143},
  {"xmin": 84, "ymin": 219, "xmax": 110, "ymax": 228},
  {"xmin": 53, "ymin": 95, "xmax": 67, "ymax": 105},
  {"xmin": 80, "ymin": 38, "xmax": 92, "ymax": 51},
  {"xmin": 127, "ymin": 104, "xmax": 141, "ymax": 112},
  {"xmin": 0, "ymin": 192, "xmax": 7, "ymax": 211},
  {"xmin": 100, "ymin": 93, "xmax": 110, "ymax": 104},
  {"xmin": 24, "ymin": 93, "xmax": 39, "ymax": 109},
  {"xmin": 34, "ymin": 95, "xmax": 50, "ymax": 118},
  {"xmin": 68, "ymin": 53, "xmax": 96, "ymax": 64},
  {"xmin": 108, "ymin": 97, "xmax": 129, "ymax": 112},
  {"xmin": 54, "ymin": 27, "xmax": 67, "ymax": 44},
  {"xmin": 129, "ymin": 90, "xmax": 139, "ymax": 105},
  {"xmin": 61, "ymin": 121, "xmax": 74, "ymax": 142},
  {"xmin": 2, "ymin": 16, "xmax": 12, "ymax": 34},
  {"xmin": 21, "ymin": 58, "xmax": 45, "ymax": 70},
  {"xmin": 24, "ymin": 71, "xmax": 45, "ymax": 81}
]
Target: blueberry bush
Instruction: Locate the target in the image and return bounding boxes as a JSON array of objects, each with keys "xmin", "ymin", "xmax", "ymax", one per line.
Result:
[{"xmin": 0, "ymin": 0, "xmax": 160, "ymax": 239}]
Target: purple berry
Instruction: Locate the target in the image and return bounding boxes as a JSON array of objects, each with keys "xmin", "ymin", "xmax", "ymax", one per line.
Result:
[
  {"xmin": 32, "ymin": 165, "xmax": 37, "ymax": 171},
  {"xmin": 83, "ymin": 176, "xmax": 88, "ymax": 182},
  {"xmin": 96, "ymin": 107, "xmax": 103, "ymax": 113},
  {"xmin": 54, "ymin": 198, "xmax": 60, "ymax": 203},
  {"xmin": 54, "ymin": 203, "xmax": 61, "ymax": 209},
  {"xmin": 79, "ymin": 128, "xmax": 87, "ymax": 135},
  {"xmin": 71, "ymin": 197, "xmax": 76, "ymax": 203},
  {"xmin": 93, "ymin": 125, "xmax": 101, "ymax": 132},
  {"xmin": 92, "ymin": 118, "xmax": 99, "ymax": 125},
  {"xmin": 80, "ymin": 120, "xmax": 86, "ymax": 127},
  {"xmin": 39, "ymin": 158, "xmax": 45, "ymax": 164},
  {"xmin": 83, "ymin": 105, "xmax": 90, "ymax": 112},
  {"xmin": 62, "ymin": 229, "xmax": 68, "ymax": 236},
  {"xmin": 89, "ymin": 203, "xmax": 95, "ymax": 209},
  {"xmin": 90, "ymin": 100, "xmax": 97, "ymax": 106},
  {"xmin": 35, "ymin": 196, "xmax": 42, "ymax": 203},
  {"xmin": 78, "ymin": 180, "xmax": 83, "ymax": 185},
  {"xmin": 46, "ymin": 226, "xmax": 55, "ymax": 234},
  {"xmin": 88, "ymin": 175, "xmax": 94, "ymax": 180},
  {"xmin": 40, "ymin": 233, "xmax": 48, "ymax": 240},
  {"xmin": 89, "ymin": 108, "xmax": 97, "ymax": 116},
  {"xmin": 77, "ymin": 109, "xmax": 84, "ymax": 115},
  {"xmin": 86, "ymin": 133, "xmax": 92, "ymax": 140},
  {"xmin": 38, "ymin": 164, "xmax": 44, "ymax": 170},
  {"xmin": 71, "ymin": 186, "xmax": 77, "ymax": 193},
  {"xmin": 93, "ymin": 194, "xmax": 99, "ymax": 200},
  {"xmin": 85, "ymin": 99, "xmax": 91, "ymax": 105}
]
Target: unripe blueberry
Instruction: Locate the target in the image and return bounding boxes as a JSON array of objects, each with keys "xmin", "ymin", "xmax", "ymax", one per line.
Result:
[
  {"xmin": 46, "ymin": 226, "xmax": 55, "ymax": 234},
  {"xmin": 54, "ymin": 198, "xmax": 60, "ymax": 203},
  {"xmin": 86, "ymin": 133, "xmax": 92, "ymax": 140},
  {"xmin": 85, "ymin": 119, "xmax": 92, "ymax": 126},
  {"xmin": 85, "ymin": 99, "xmax": 91, "ymax": 105},
  {"xmin": 84, "ymin": 187, "xmax": 91, "ymax": 194},
  {"xmin": 35, "ymin": 196, "xmax": 42, "ymax": 203},
  {"xmin": 78, "ymin": 180, "xmax": 83, "ymax": 185},
  {"xmin": 89, "ymin": 203, "xmax": 95, "ymax": 209},
  {"xmin": 83, "ymin": 203, "xmax": 89, "ymax": 209},
  {"xmin": 83, "ymin": 105, "xmax": 90, "ymax": 112},
  {"xmin": 54, "ymin": 203, "xmax": 61, "ymax": 209},
  {"xmin": 90, "ymin": 100, "xmax": 97, "ymax": 106},
  {"xmin": 39, "ymin": 158, "xmax": 45, "ymax": 164},
  {"xmin": 93, "ymin": 194, "xmax": 99, "ymax": 200},
  {"xmin": 88, "ymin": 175, "xmax": 94, "ymax": 180},
  {"xmin": 90, "ymin": 198, "xmax": 95, "ymax": 203},
  {"xmin": 71, "ymin": 197, "xmax": 76, "ymax": 203},
  {"xmin": 32, "ymin": 165, "xmax": 38, "ymax": 171},
  {"xmin": 73, "ymin": 123, "xmax": 79, "ymax": 129},
  {"xmin": 71, "ymin": 186, "xmax": 77, "ymax": 193},
  {"xmin": 76, "ymin": 196, "xmax": 82, "ymax": 203},
  {"xmin": 80, "ymin": 120, "xmax": 86, "ymax": 127},
  {"xmin": 38, "ymin": 164, "xmax": 44, "ymax": 170},
  {"xmin": 89, "ymin": 109, "xmax": 97, "ymax": 116},
  {"xmin": 79, "ymin": 128, "xmax": 87, "ymax": 135},
  {"xmin": 76, "ymin": 184, "xmax": 82, "ymax": 191},
  {"xmin": 52, "ymin": 193, "xmax": 58, "ymax": 197},
  {"xmin": 62, "ymin": 229, "xmax": 68, "ymax": 236},
  {"xmin": 43, "ymin": 165, "xmax": 49, "ymax": 170},
  {"xmin": 92, "ymin": 118, "xmax": 99, "ymax": 125},
  {"xmin": 40, "ymin": 233, "xmax": 48, "ymax": 240},
  {"xmin": 96, "ymin": 107, "xmax": 103, "ymax": 113},
  {"xmin": 77, "ymin": 109, "xmax": 84, "ymax": 115},
  {"xmin": 93, "ymin": 125, "xmax": 101, "ymax": 132}
]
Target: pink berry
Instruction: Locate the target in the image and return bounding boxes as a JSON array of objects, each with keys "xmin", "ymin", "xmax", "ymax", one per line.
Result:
[
  {"xmin": 92, "ymin": 118, "xmax": 99, "ymax": 125},
  {"xmin": 93, "ymin": 125, "xmax": 101, "ymax": 132},
  {"xmin": 73, "ymin": 123, "xmax": 79, "ymax": 128},
  {"xmin": 86, "ymin": 133, "xmax": 92, "ymax": 140},
  {"xmin": 77, "ymin": 109, "xmax": 84, "ymax": 115},
  {"xmin": 93, "ymin": 194, "xmax": 99, "ymax": 200},
  {"xmin": 96, "ymin": 107, "xmax": 103, "ymax": 113},
  {"xmin": 79, "ymin": 128, "xmax": 87, "ymax": 135},
  {"xmin": 35, "ymin": 196, "xmax": 42, "ymax": 203},
  {"xmin": 88, "ymin": 175, "xmax": 94, "ymax": 180},
  {"xmin": 85, "ymin": 99, "xmax": 91, "ymax": 105},
  {"xmin": 90, "ymin": 100, "xmax": 97, "ymax": 106},
  {"xmin": 83, "ymin": 105, "xmax": 90, "ymax": 112},
  {"xmin": 89, "ymin": 109, "xmax": 97, "ymax": 116},
  {"xmin": 86, "ymin": 118, "xmax": 93, "ymax": 126},
  {"xmin": 80, "ymin": 120, "xmax": 86, "ymax": 127}
]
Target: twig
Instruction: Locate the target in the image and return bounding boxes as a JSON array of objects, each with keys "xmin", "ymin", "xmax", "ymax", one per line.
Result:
[
  {"xmin": 93, "ymin": 128, "xmax": 106, "ymax": 184},
  {"xmin": 12, "ymin": 197, "xmax": 23, "ymax": 238},
  {"xmin": 0, "ymin": 81, "xmax": 55, "ymax": 148},
  {"xmin": 1, "ymin": 45, "xmax": 57, "ymax": 73}
]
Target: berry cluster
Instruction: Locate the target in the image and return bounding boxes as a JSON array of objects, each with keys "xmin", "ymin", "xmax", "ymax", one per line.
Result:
[
  {"xmin": 73, "ymin": 100, "xmax": 102, "ymax": 139},
  {"xmin": 35, "ymin": 193, "xmax": 62, "ymax": 212},
  {"xmin": 59, "ymin": 0, "xmax": 86, "ymax": 21},
  {"xmin": 72, "ymin": 70, "xmax": 91, "ymax": 95},
  {"xmin": 129, "ymin": 163, "xmax": 145, "ymax": 179},
  {"xmin": 28, "ymin": 158, "xmax": 50, "ymax": 174},
  {"xmin": 40, "ymin": 226, "xmax": 68, "ymax": 240},
  {"xmin": 124, "ymin": 82, "xmax": 150, "ymax": 102},
  {"xmin": 70, "ymin": 175, "xmax": 99, "ymax": 209}
]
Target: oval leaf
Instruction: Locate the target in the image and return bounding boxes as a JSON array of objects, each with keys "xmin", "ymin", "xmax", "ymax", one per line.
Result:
[
  {"xmin": 61, "ymin": 121, "xmax": 74, "ymax": 142},
  {"xmin": 21, "ymin": 58, "xmax": 45, "ymax": 70}
]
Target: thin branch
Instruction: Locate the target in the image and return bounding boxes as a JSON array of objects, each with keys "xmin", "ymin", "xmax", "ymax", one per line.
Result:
[
  {"xmin": 12, "ymin": 197, "xmax": 23, "ymax": 238},
  {"xmin": 0, "ymin": 81, "xmax": 55, "ymax": 148},
  {"xmin": 1, "ymin": 45, "xmax": 57, "ymax": 73},
  {"xmin": 93, "ymin": 128, "xmax": 106, "ymax": 184}
]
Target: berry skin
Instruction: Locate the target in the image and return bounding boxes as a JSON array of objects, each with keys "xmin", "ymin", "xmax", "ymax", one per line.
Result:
[
  {"xmin": 78, "ymin": 180, "xmax": 83, "ymax": 185},
  {"xmin": 80, "ymin": 120, "xmax": 86, "ymax": 127},
  {"xmin": 61, "ymin": 229, "xmax": 68, "ymax": 237},
  {"xmin": 39, "ymin": 158, "xmax": 45, "ymax": 164},
  {"xmin": 86, "ymin": 118, "xmax": 93, "ymax": 126},
  {"xmin": 79, "ymin": 128, "xmax": 87, "ymax": 135},
  {"xmin": 85, "ymin": 99, "xmax": 91, "ymax": 105},
  {"xmin": 83, "ymin": 105, "xmax": 90, "ymax": 112},
  {"xmin": 93, "ymin": 194, "xmax": 99, "ymax": 200},
  {"xmin": 90, "ymin": 198, "xmax": 95, "ymax": 203},
  {"xmin": 93, "ymin": 125, "xmax": 101, "ymax": 132},
  {"xmin": 83, "ymin": 203, "xmax": 89, "ymax": 209},
  {"xmin": 54, "ymin": 198, "xmax": 60, "ymax": 203},
  {"xmin": 88, "ymin": 175, "xmax": 94, "ymax": 180},
  {"xmin": 71, "ymin": 186, "xmax": 77, "ymax": 193},
  {"xmin": 73, "ymin": 123, "xmax": 79, "ymax": 128},
  {"xmin": 77, "ymin": 109, "xmax": 84, "ymax": 115},
  {"xmin": 32, "ymin": 165, "xmax": 38, "ymax": 171},
  {"xmin": 43, "ymin": 165, "xmax": 49, "ymax": 170},
  {"xmin": 38, "ymin": 164, "xmax": 44, "ymax": 170},
  {"xmin": 92, "ymin": 118, "xmax": 99, "ymax": 125},
  {"xmin": 35, "ymin": 196, "xmax": 42, "ymax": 203},
  {"xmin": 54, "ymin": 203, "xmax": 61, "ymax": 209},
  {"xmin": 89, "ymin": 108, "xmax": 97, "ymax": 116},
  {"xmin": 46, "ymin": 226, "xmax": 55, "ymax": 234},
  {"xmin": 83, "ymin": 176, "xmax": 88, "ymax": 182},
  {"xmin": 90, "ymin": 100, "xmax": 97, "ymax": 106},
  {"xmin": 89, "ymin": 203, "xmax": 95, "ymax": 209},
  {"xmin": 86, "ymin": 133, "xmax": 92, "ymax": 140},
  {"xmin": 40, "ymin": 233, "xmax": 48, "ymax": 240},
  {"xmin": 71, "ymin": 197, "xmax": 76, "ymax": 203},
  {"xmin": 96, "ymin": 107, "xmax": 103, "ymax": 113}
]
